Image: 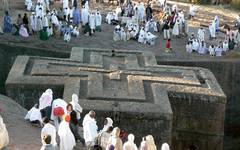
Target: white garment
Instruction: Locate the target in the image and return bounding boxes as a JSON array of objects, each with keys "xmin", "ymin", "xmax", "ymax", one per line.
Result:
[
  {"xmin": 51, "ymin": 14, "xmax": 60, "ymax": 27},
  {"xmin": 36, "ymin": 5, "xmax": 44, "ymax": 18},
  {"xmin": 198, "ymin": 43, "xmax": 207, "ymax": 54},
  {"xmin": 138, "ymin": 28, "xmax": 146, "ymax": 44},
  {"xmin": 41, "ymin": 123, "xmax": 57, "ymax": 146},
  {"xmin": 215, "ymin": 46, "xmax": 222, "ymax": 56},
  {"xmin": 64, "ymin": 32, "xmax": 71, "ymax": 42},
  {"xmin": 58, "ymin": 120, "xmax": 76, "ymax": 150},
  {"xmin": 0, "ymin": 115, "xmax": 9, "ymax": 149},
  {"xmin": 145, "ymin": 20, "xmax": 158, "ymax": 32},
  {"xmin": 81, "ymin": 7, "xmax": 89, "ymax": 26},
  {"xmin": 186, "ymin": 43, "xmax": 192, "ymax": 53},
  {"xmin": 223, "ymin": 41, "xmax": 229, "ymax": 52},
  {"xmin": 30, "ymin": 15, "xmax": 37, "ymax": 31},
  {"xmin": 146, "ymin": 32, "xmax": 157, "ymax": 45},
  {"xmin": 192, "ymin": 40, "xmax": 199, "ymax": 51},
  {"xmin": 47, "ymin": 27, "xmax": 53, "ymax": 37},
  {"xmin": 138, "ymin": 2, "xmax": 145, "ymax": 21},
  {"xmin": 95, "ymin": 12, "xmax": 102, "ymax": 27},
  {"xmin": 25, "ymin": 106, "xmax": 42, "ymax": 123},
  {"xmin": 189, "ymin": 5, "xmax": 196, "ymax": 16},
  {"xmin": 172, "ymin": 21, "xmax": 180, "ymax": 36},
  {"xmin": 164, "ymin": 29, "xmax": 170, "ymax": 39},
  {"xmin": 209, "ymin": 22, "xmax": 216, "ymax": 38},
  {"xmin": 70, "ymin": 94, "xmax": 82, "ymax": 120},
  {"xmin": 39, "ymin": 90, "xmax": 52, "ymax": 110},
  {"xmin": 82, "ymin": 114, "xmax": 98, "ymax": 143},
  {"xmin": 51, "ymin": 99, "xmax": 68, "ymax": 131},
  {"xmin": 161, "ymin": 143, "xmax": 170, "ymax": 150},
  {"xmin": 63, "ymin": 0, "xmax": 69, "ymax": 10},
  {"xmin": 102, "ymin": 117, "xmax": 113, "ymax": 132},
  {"xmin": 123, "ymin": 134, "xmax": 138, "ymax": 150},
  {"xmin": 89, "ymin": 13, "xmax": 96, "ymax": 30},
  {"xmin": 197, "ymin": 28, "xmax": 205, "ymax": 42},
  {"xmin": 72, "ymin": 27, "xmax": 80, "ymax": 37},
  {"xmin": 121, "ymin": 28, "xmax": 127, "ymax": 41},
  {"xmin": 209, "ymin": 46, "xmax": 215, "ymax": 56},
  {"xmin": 42, "ymin": 16, "xmax": 49, "ymax": 27}
]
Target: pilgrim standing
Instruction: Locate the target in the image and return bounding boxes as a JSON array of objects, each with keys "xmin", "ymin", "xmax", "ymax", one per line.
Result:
[
  {"xmin": 123, "ymin": 134, "xmax": 138, "ymax": 150},
  {"xmin": 3, "ymin": 11, "xmax": 12, "ymax": 33},
  {"xmin": 95, "ymin": 10, "xmax": 102, "ymax": 32}
]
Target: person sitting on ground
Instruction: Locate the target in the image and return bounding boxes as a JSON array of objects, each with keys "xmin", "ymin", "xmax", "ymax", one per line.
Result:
[
  {"xmin": 209, "ymin": 45, "xmax": 215, "ymax": 56},
  {"xmin": 19, "ymin": 24, "xmax": 29, "ymax": 38},
  {"xmin": 215, "ymin": 42, "xmax": 223, "ymax": 56},
  {"xmin": 64, "ymin": 31, "xmax": 71, "ymax": 42},
  {"xmin": 83, "ymin": 22, "xmax": 92, "ymax": 36},
  {"xmin": 186, "ymin": 41, "xmax": 193, "ymax": 53}
]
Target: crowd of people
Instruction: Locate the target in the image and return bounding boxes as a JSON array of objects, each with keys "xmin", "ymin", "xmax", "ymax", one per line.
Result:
[
  {"xmin": 1, "ymin": 0, "xmax": 240, "ymax": 56},
  {"xmin": 24, "ymin": 89, "xmax": 171, "ymax": 150}
]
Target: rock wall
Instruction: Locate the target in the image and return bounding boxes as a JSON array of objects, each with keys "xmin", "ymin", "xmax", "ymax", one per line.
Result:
[
  {"xmin": 157, "ymin": 59, "xmax": 240, "ymax": 150},
  {"xmin": 0, "ymin": 43, "xmax": 69, "ymax": 94}
]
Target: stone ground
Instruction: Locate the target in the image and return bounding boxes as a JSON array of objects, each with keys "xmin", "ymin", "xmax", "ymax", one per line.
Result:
[{"xmin": 0, "ymin": 0, "xmax": 240, "ymax": 149}]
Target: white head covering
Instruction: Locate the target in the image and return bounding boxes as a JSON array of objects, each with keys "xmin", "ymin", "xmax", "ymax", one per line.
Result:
[
  {"xmin": 39, "ymin": 89, "xmax": 53, "ymax": 110},
  {"xmin": 146, "ymin": 135, "xmax": 157, "ymax": 150},
  {"xmin": 123, "ymin": 134, "xmax": 138, "ymax": 150},
  {"xmin": 161, "ymin": 143, "xmax": 170, "ymax": 150},
  {"xmin": 102, "ymin": 117, "xmax": 113, "ymax": 132},
  {"xmin": 70, "ymin": 94, "xmax": 83, "ymax": 113}
]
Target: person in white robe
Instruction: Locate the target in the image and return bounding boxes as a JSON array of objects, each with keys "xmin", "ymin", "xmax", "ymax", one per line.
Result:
[
  {"xmin": 19, "ymin": 25, "xmax": 29, "ymax": 38},
  {"xmin": 146, "ymin": 32, "xmax": 157, "ymax": 45},
  {"xmin": 106, "ymin": 12, "xmax": 113, "ymax": 25},
  {"xmin": 138, "ymin": 27, "xmax": 146, "ymax": 44},
  {"xmin": 189, "ymin": 4, "xmax": 196, "ymax": 19},
  {"xmin": 223, "ymin": 40, "xmax": 229, "ymax": 52},
  {"xmin": 172, "ymin": 19, "xmax": 180, "ymax": 37},
  {"xmin": 51, "ymin": 13, "xmax": 60, "ymax": 27},
  {"xmin": 69, "ymin": 6, "xmax": 74, "ymax": 23},
  {"xmin": 209, "ymin": 45, "xmax": 215, "ymax": 56},
  {"xmin": 81, "ymin": 6, "xmax": 89, "ymax": 26},
  {"xmin": 197, "ymin": 28, "xmax": 205, "ymax": 42},
  {"xmin": 198, "ymin": 41, "xmax": 207, "ymax": 54},
  {"xmin": 102, "ymin": 117, "xmax": 113, "ymax": 132},
  {"xmin": 82, "ymin": 110, "xmax": 98, "ymax": 149},
  {"xmin": 186, "ymin": 42, "xmax": 193, "ymax": 53},
  {"xmin": 63, "ymin": 0, "xmax": 69, "ymax": 10},
  {"xmin": 209, "ymin": 22, "xmax": 216, "ymax": 39},
  {"xmin": 138, "ymin": 2, "xmax": 145, "ymax": 22},
  {"xmin": 36, "ymin": 3, "xmax": 44, "ymax": 18},
  {"xmin": 72, "ymin": 26, "xmax": 80, "ymax": 37},
  {"xmin": 192, "ymin": 39, "xmax": 199, "ymax": 52},
  {"xmin": 58, "ymin": 115, "xmax": 76, "ymax": 150},
  {"xmin": 89, "ymin": 12, "xmax": 96, "ymax": 34},
  {"xmin": 113, "ymin": 25, "xmax": 121, "ymax": 41},
  {"xmin": 64, "ymin": 32, "xmax": 71, "ymax": 42},
  {"xmin": 145, "ymin": 19, "xmax": 158, "ymax": 32},
  {"xmin": 0, "ymin": 115, "xmax": 9, "ymax": 150},
  {"xmin": 36, "ymin": 16, "xmax": 43, "ymax": 31},
  {"xmin": 215, "ymin": 43, "xmax": 223, "ymax": 56},
  {"xmin": 70, "ymin": 94, "xmax": 82, "ymax": 121},
  {"xmin": 85, "ymin": 1, "xmax": 89, "ymax": 12},
  {"xmin": 120, "ymin": 27, "xmax": 127, "ymax": 41},
  {"xmin": 47, "ymin": 26, "xmax": 53, "ymax": 37},
  {"xmin": 42, "ymin": 15, "xmax": 49, "ymax": 30},
  {"xmin": 123, "ymin": 134, "xmax": 138, "ymax": 150},
  {"xmin": 95, "ymin": 10, "xmax": 102, "ymax": 32},
  {"xmin": 25, "ymin": 89, "xmax": 53, "ymax": 124},
  {"xmin": 41, "ymin": 117, "xmax": 57, "ymax": 147},
  {"xmin": 161, "ymin": 143, "xmax": 170, "ymax": 150},
  {"xmin": 25, "ymin": 0, "xmax": 33, "ymax": 11}
]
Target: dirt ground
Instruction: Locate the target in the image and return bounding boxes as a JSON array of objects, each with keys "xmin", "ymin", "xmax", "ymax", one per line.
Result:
[
  {"xmin": 0, "ymin": 0, "xmax": 240, "ymax": 150},
  {"xmin": 0, "ymin": 0, "xmax": 240, "ymax": 61}
]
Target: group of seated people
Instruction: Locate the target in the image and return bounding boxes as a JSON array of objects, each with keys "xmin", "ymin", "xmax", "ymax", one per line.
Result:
[{"xmin": 186, "ymin": 33, "xmax": 236, "ymax": 56}]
